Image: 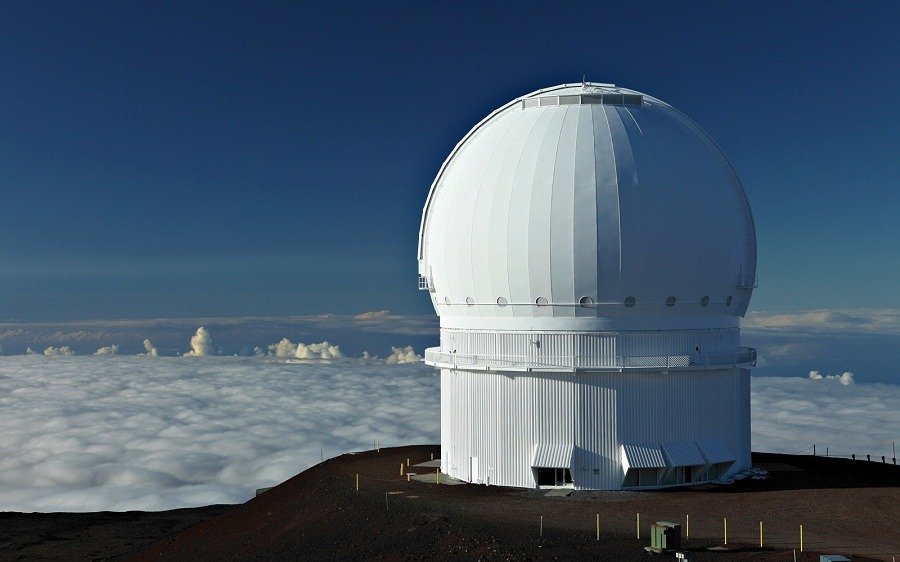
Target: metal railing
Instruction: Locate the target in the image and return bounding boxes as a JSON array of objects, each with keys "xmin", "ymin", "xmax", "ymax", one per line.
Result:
[{"xmin": 424, "ymin": 347, "xmax": 756, "ymax": 371}]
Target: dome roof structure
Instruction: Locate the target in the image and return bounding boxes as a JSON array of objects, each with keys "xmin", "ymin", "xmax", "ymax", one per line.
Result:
[{"xmin": 418, "ymin": 83, "xmax": 756, "ymax": 329}]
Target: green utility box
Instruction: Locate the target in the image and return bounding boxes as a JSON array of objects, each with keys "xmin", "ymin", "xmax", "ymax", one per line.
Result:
[{"xmin": 649, "ymin": 521, "xmax": 682, "ymax": 552}]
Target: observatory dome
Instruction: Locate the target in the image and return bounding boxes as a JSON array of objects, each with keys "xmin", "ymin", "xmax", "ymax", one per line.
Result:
[{"xmin": 418, "ymin": 83, "xmax": 756, "ymax": 330}]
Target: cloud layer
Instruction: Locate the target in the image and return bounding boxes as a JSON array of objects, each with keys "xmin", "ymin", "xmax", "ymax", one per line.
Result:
[{"xmin": 0, "ymin": 356, "xmax": 439, "ymax": 512}]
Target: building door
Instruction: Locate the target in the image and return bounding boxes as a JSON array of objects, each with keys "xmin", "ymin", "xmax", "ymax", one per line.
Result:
[{"xmin": 470, "ymin": 457, "xmax": 478, "ymax": 482}]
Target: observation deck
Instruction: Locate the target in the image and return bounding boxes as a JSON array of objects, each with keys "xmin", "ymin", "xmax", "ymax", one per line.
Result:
[{"xmin": 424, "ymin": 347, "xmax": 756, "ymax": 372}]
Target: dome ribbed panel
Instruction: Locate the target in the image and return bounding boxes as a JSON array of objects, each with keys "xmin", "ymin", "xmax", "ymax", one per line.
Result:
[
  {"xmin": 507, "ymin": 110, "xmax": 550, "ymax": 316},
  {"xmin": 451, "ymin": 110, "xmax": 522, "ymax": 314},
  {"xmin": 620, "ymin": 103, "xmax": 737, "ymax": 302},
  {"xmin": 528, "ymin": 107, "xmax": 568, "ymax": 317},
  {"xmin": 593, "ymin": 106, "xmax": 622, "ymax": 305},
  {"xmin": 573, "ymin": 106, "xmax": 599, "ymax": 317},
  {"xmin": 549, "ymin": 107, "xmax": 578, "ymax": 317},
  {"xmin": 486, "ymin": 110, "xmax": 537, "ymax": 315}
]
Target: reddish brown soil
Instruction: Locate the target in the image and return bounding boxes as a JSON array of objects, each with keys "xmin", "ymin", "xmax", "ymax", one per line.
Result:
[{"xmin": 2, "ymin": 447, "xmax": 897, "ymax": 561}]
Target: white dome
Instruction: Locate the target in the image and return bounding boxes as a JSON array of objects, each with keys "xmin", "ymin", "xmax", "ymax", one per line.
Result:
[{"xmin": 419, "ymin": 83, "xmax": 756, "ymax": 330}]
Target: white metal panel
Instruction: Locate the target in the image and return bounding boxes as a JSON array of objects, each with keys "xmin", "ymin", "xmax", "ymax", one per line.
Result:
[
  {"xmin": 696, "ymin": 439, "xmax": 736, "ymax": 464},
  {"xmin": 532, "ymin": 444, "xmax": 574, "ymax": 468},
  {"xmin": 573, "ymin": 105, "xmax": 599, "ymax": 317},
  {"xmin": 507, "ymin": 109, "xmax": 551, "ymax": 315},
  {"xmin": 621, "ymin": 443, "xmax": 667, "ymax": 468},
  {"xmin": 549, "ymin": 107, "xmax": 578, "ymax": 316},
  {"xmin": 661, "ymin": 441, "xmax": 707, "ymax": 467}
]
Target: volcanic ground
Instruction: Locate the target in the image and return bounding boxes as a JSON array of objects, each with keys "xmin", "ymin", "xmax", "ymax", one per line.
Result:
[{"xmin": 1, "ymin": 446, "xmax": 897, "ymax": 561}]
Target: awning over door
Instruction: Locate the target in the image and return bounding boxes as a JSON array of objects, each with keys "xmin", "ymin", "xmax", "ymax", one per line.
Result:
[
  {"xmin": 661, "ymin": 441, "xmax": 707, "ymax": 467},
  {"xmin": 620, "ymin": 443, "xmax": 667, "ymax": 473},
  {"xmin": 532, "ymin": 443, "xmax": 574, "ymax": 468},
  {"xmin": 696, "ymin": 439, "xmax": 736, "ymax": 464}
]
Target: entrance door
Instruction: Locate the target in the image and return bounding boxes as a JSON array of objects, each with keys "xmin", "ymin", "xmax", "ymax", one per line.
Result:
[{"xmin": 470, "ymin": 457, "xmax": 478, "ymax": 483}]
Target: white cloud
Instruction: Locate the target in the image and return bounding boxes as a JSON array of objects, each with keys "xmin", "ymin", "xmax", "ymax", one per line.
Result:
[
  {"xmin": 0, "ymin": 356, "xmax": 439, "ymax": 512},
  {"xmin": 142, "ymin": 339, "xmax": 158, "ymax": 357},
  {"xmin": 385, "ymin": 345, "xmax": 420, "ymax": 364},
  {"xmin": 354, "ymin": 310, "xmax": 391, "ymax": 319},
  {"xmin": 0, "ymin": 356, "xmax": 896, "ymax": 513},
  {"xmin": 808, "ymin": 370, "xmax": 854, "ymax": 385},
  {"xmin": 751, "ymin": 376, "xmax": 898, "ymax": 456},
  {"xmin": 744, "ymin": 308, "xmax": 899, "ymax": 336},
  {"xmin": 94, "ymin": 345, "xmax": 119, "ymax": 356},
  {"xmin": 266, "ymin": 338, "xmax": 342, "ymax": 360},
  {"xmin": 183, "ymin": 327, "xmax": 213, "ymax": 357},
  {"xmin": 43, "ymin": 346, "xmax": 75, "ymax": 356}
]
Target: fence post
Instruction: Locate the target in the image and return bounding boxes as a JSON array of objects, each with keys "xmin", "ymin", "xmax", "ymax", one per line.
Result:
[
  {"xmin": 540, "ymin": 515, "xmax": 543, "ymax": 537},
  {"xmin": 636, "ymin": 512, "xmax": 640, "ymax": 539},
  {"xmin": 596, "ymin": 513, "xmax": 600, "ymax": 540},
  {"xmin": 759, "ymin": 521, "xmax": 763, "ymax": 547},
  {"xmin": 800, "ymin": 524, "xmax": 803, "ymax": 552},
  {"xmin": 356, "ymin": 474, "xmax": 359, "ymax": 491},
  {"xmin": 724, "ymin": 517, "xmax": 727, "ymax": 545},
  {"xmin": 686, "ymin": 514, "xmax": 689, "ymax": 538}
]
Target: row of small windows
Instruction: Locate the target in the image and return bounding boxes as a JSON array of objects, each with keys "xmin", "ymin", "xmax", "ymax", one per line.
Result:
[
  {"xmin": 522, "ymin": 93, "xmax": 643, "ymax": 109},
  {"xmin": 445, "ymin": 295, "xmax": 735, "ymax": 307}
]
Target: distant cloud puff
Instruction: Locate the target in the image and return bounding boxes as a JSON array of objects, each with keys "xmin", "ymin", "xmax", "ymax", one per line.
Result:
[
  {"xmin": 142, "ymin": 339, "xmax": 158, "ymax": 357},
  {"xmin": 808, "ymin": 370, "xmax": 854, "ymax": 386},
  {"xmin": 184, "ymin": 327, "xmax": 213, "ymax": 357},
  {"xmin": 94, "ymin": 345, "xmax": 119, "ymax": 356},
  {"xmin": 43, "ymin": 346, "xmax": 75, "ymax": 356},
  {"xmin": 385, "ymin": 345, "xmax": 420, "ymax": 364},
  {"xmin": 354, "ymin": 310, "xmax": 391, "ymax": 319},
  {"xmin": 267, "ymin": 338, "xmax": 342, "ymax": 360}
]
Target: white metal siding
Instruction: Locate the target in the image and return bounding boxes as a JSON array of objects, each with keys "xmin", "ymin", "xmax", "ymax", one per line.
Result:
[{"xmin": 441, "ymin": 367, "xmax": 750, "ymax": 489}]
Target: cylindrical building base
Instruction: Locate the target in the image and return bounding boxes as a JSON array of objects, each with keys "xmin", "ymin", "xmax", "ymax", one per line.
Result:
[{"xmin": 440, "ymin": 368, "xmax": 750, "ymax": 489}]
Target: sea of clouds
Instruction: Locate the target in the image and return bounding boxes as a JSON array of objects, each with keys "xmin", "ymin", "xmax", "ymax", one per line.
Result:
[{"xmin": 0, "ymin": 353, "xmax": 897, "ymax": 513}]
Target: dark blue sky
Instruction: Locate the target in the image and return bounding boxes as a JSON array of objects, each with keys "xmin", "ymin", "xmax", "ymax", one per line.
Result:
[{"xmin": 0, "ymin": 1, "xmax": 896, "ymax": 320}]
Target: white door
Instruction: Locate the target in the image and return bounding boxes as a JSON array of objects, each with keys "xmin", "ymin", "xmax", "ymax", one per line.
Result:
[{"xmin": 470, "ymin": 457, "xmax": 478, "ymax": 483}]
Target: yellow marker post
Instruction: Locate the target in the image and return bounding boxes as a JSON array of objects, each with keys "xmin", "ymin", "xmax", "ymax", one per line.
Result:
[
  {"xmin": 355, "ymin": 473, "xmax": 359, "ymax": 491},
  {"xmin": 407, "ymin": 458, "xmax": 410, "ymax": 467},
  {"xmin": 636, "ymin": 512, "xmax": 640, "ymax": 539},
  {"xmin": 686, "ymin": 514, "xmax": 689, "ymax": 538},
  {"xmin": 400, "ymin": 463, "xmax": 404, "ymax": 476},
  {"xmin": 724, "ymin": 517, "xmax": 728, "ymax": 545},
  {"xmin": 407, "ymin": 473, "xmax": 410, "ymax": 482},
  {"xmin": 800, "ymin": 524, "xmax": 803, "ymax": 552},
  {"xmin": 596, "ymin": 513, "xmax": 600, "ymax": 540},
  {"xmin": 435, "ymin": 468, "xmax": 439, "ymax": 484},
  {"xmin": 759, "ymin": 521, "xmax": 763, "ymax": 547}
]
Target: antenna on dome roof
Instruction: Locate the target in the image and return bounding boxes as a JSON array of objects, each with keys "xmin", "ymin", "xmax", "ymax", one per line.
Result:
[{"xmin": 582, "ymin": 75, "xmax": 586, "ymax": 88}]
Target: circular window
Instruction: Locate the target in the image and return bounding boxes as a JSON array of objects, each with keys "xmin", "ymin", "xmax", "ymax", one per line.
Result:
[
  {"xmin": 496, "ymin": 297, "xmax": 508, "ymax": 307},
  {"xmin": 666, "ymin": 296, "xmax": 677, "ymax": 307},
  {"xmin": 700, "ymin": 296, "xmax": 710, "ymax": 307},
  {"xmin": 465, "ymin": 297, "xmax": 474, "ymax": 307},
  {"xmin": 624, "ymin": 296, "xmax": 636, "ymax": 308},
  {"xmin": 444, "ymin": 296, "xmax": 451, "ymax": 305},
  {"xmin": 726, "ymin": 295, "xmax": 733, "ymax": 306},
  {"xmin": 535, "ymin": 296, "xmax": 548, "ymax": 307},
  {"xmin": 579, "ymin": 296, "xmax": 594, "ymax": 308}
]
